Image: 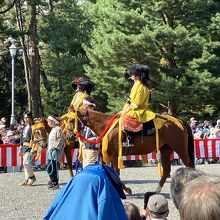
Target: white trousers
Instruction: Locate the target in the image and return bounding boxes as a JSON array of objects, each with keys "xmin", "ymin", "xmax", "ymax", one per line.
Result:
[{"xmin": 23, "ymin": 151, "xmax": 34, "ymax": 180}]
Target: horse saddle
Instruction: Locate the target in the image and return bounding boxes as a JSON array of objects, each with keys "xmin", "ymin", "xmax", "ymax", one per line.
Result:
[
  {"xmin": 125, "ymin": 120, "xmax": 156, "ymax": 137},
  {"xmin": 123, "ymin": 120, "xmax": 156, "ymax": 149}
]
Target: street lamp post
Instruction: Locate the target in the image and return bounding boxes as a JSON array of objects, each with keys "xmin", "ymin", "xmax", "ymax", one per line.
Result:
[{"xmin": 9, "ymin": 40, "xmax": 17, "ymax": 125}]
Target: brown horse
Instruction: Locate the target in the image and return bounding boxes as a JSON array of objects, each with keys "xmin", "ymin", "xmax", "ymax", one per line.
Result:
[
  {"xmin": 76, "ymin": 109, "xmax": 195, "ymax": 192},
  {"xmin": 31, "ymin": 118, "xmax": 74, "ymax": 177}
]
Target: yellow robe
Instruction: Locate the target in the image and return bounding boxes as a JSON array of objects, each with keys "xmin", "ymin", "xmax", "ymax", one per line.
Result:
[
  {"xmin": 70, "ymin": 91, "xmax": 88, "ymax": 109},
  {"xmin": 60, "ymin": 91, "xmax": 88, "ymax": 121},
  {"xmin": 123, "ymin": 80, "xmax": 150, "ymax": 123}
]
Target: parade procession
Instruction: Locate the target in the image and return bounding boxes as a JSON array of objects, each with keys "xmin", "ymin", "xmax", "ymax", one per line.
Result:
[{"xmin": 1, "ymin": 1, "xmax": 220, "ymax": 220}]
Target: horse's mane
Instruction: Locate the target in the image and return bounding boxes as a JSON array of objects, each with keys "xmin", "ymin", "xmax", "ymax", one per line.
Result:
[
  {"xmin": 85, "ymin": 110, "xmax": 115, "ymax": 135},
  {"xmin": 88, "ymin": 110, "xmax": 113, "ymax": 121},
  {"xmin": 34, "ymin": 117, "xmax": 51, "ymax": 133}
]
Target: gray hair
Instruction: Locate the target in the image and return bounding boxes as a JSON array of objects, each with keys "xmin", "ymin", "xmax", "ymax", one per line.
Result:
[
  {"xmin": 170, "ymin": 167, "xmax": 205, "ymax": 209},
  {"xmin": 179, "ymin": 175, "xmax": 220, "ymax": 220}
]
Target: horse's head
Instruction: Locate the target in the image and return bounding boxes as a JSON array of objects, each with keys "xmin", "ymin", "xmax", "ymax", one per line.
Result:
[
  {"xmin": 63, "ymin": 112, "xmax": 80, "ymax": 148},
  {"xmin": 32, "ymin": 118, "xmax": 48, "ymax": 150},
  {"xmin": 76, "ymin": 109, "xmax": 89, "ymax": 127}
]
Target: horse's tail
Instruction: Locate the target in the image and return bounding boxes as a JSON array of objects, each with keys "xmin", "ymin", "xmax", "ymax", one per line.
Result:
[{"xmin": 183, "ymin": 121, "xmax": 195, "ymax": 167}]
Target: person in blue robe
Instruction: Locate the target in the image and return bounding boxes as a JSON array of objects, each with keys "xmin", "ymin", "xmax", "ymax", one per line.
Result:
[{"xmin": 43, "ymin": 164, "xmax": 128, "ymax": 220}]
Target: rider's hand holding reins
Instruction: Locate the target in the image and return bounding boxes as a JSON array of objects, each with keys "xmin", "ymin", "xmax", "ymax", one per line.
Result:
[{"xmin": 119, "ymin": 107, "xmax": 130, "ymax": 116}]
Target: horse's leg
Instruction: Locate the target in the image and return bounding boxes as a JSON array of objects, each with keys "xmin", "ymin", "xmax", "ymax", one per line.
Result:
[
  {"xmin": 64, "ymin": 145, "xmax": 73, "ymax": 177},
  {"xmin": 174, "ymin": 144, "xmax": 194, "ymax": 168},
  {"xmin": 155, "ymin": 145, "xmax": 173, "ymax": 193}
]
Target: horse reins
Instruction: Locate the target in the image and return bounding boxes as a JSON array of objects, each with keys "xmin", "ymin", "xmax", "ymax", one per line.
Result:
[{"xmin": 75, "ymin": 113, "xmax": 119, "ymax": 144}]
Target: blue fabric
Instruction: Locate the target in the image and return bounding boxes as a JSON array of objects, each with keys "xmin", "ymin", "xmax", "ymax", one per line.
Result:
[{"xmin": 44, "ymin": 165, "xmax": 128, "ymax": 220}]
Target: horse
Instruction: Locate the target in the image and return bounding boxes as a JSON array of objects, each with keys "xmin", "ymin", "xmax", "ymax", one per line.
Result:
[
  {"xmin": 75, "ymin": 109, "xmax": 195, "ymax": 192},
  {"xmin": 31, "ymin": 118, "xmax": 74, "ymax": 177}
]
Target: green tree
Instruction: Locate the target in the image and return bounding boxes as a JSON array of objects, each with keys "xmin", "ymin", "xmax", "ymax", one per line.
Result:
[
  {"xmin": 39, "ymin": 0, "xmax": 91, "ymax": 115},
  {"xmin": 0, "ymin": 1, "xmax": 27, "ymax": 122},
  {"xmin": 84, "ymin": 0, "xmax": 220, "ymax": 118}
]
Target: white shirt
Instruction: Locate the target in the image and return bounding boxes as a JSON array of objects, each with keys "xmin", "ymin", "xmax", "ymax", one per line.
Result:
[{"xmin": 48, "ymin": 127, "xmax": 56, "ymax": 151}]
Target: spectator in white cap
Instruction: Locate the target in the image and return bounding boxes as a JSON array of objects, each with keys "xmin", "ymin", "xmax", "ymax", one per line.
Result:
[
  {"xmin": 145, "ymin": 194, "xmax": 169, "ymax": 220},
  {"xmin": 46, "ymin": 115, "xmax": 65, "ymax": 189}
]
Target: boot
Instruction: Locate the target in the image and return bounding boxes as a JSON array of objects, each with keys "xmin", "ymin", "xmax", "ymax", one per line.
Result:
[
  {"xmin": 19, "ymin": 179, "xmax": 28, "ymax": 186},
  {"xmin": 48, "ymin": 182, "xmax": 59, "ymax": 190},
  {"xmin": 27, "ymin": 175, "xmax": 36, "ymax": 186}
]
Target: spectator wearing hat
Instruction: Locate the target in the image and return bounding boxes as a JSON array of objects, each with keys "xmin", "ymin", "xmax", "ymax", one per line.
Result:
[
  {"xmin": 19, "ymin": 111, "xmax": 36, "ymax": 186},
  {"xmin": 144, "ymin": 194, "xmax": 169, "ymax": 220},
  {"xmin": 47, "ymin": 115, "xmax": 65, "ymax": 189}
]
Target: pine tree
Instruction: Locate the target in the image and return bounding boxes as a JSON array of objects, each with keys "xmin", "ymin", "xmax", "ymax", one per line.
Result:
[{"xmin": 84, "ymin": 0, "xmax": 220, "ymax": 118}]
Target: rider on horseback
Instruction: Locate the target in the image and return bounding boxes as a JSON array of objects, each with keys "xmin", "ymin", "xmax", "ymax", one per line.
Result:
[
  {"xmin": 61, "ymin": 77, "xmax": 94, "ymax": 121},
  {"xmin": 69, "ymin": 77, "xmax": 94, "ymax": 110},
  {"xmin": 121, "ymin": 64, "xmax": 152, "ymax": 147}
]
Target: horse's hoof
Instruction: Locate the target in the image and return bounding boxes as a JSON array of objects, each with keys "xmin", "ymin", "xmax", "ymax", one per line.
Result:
[
  {"xmin": 155, "ymin": 185, "xmax": 162, "ymax": 193},
  {"xmin": 125, "ymin": 187, "xmax": 132, "ymax": 195}
]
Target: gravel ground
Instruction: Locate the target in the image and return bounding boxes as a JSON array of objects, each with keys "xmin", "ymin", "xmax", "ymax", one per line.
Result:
[{"xmin": 0, "ymin": 164, "xmax": 220, "ymax": 220}]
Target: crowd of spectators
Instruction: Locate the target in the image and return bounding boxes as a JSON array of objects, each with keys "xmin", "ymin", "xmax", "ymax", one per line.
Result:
[
  {"xmin": 189, "ymin": 117, "xmax": 220, "ymax": 139},
  {"xmin": 122, "ymin": 167, "xmax": 220, "ymax": 220},
  {"xmin": 1, "ymin": 115, "xmax": 219, "ymax": 144},
  {"xmin": 0, "ymin": 117, "xmax": 23, "ymax": 144}
]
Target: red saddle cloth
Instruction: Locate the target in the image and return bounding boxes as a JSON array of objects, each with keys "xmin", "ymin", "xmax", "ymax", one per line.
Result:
[{"xmin": 121, "ymin": 115, "xmax": 143, "ymax": 132}]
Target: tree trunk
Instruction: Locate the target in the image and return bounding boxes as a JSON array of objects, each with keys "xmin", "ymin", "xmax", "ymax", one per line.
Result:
[
  {"xmin": 29, "ymin": 2, "xmax": 42, "ymax": 117},
  {"xmin": 15, "ymin": 2, "xmax": 32, "ymax": 111}
]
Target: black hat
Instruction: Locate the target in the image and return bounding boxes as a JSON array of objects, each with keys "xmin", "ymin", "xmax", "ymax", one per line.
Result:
[
  {"xmin": 71, "ymin": 77, "xmax": 95, "ymax": 92},
  {"xmin": 124, "ymin": 64, "xmax": 150, "ymax": 86},
  {"xmin": 23, "ymin": 111, "xmax": 33, "ymax": 118}
]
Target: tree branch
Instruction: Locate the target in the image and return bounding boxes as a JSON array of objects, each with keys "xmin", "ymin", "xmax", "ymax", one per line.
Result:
[{"xmin": 0, "ymin": 0, "xmax": 17, "ymax": 14}]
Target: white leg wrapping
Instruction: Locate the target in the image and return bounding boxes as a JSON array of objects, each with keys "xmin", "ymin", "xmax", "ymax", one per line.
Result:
[{"xmin": 155, "ymin": 185, "xmax": 162, "ymax": 193}]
